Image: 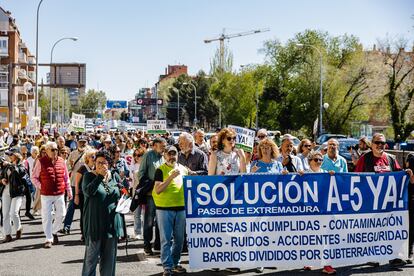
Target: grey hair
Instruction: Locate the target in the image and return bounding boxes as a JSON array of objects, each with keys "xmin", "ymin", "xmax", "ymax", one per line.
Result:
[
  {"xmin": 179, "ymin": 132, "xmax": 195, "ymax": 145},
  {"xmin": 45, "ymin": 141, "xmax": 57, "ymax": 150},
  {"xmin": 307, "ymin": 150, "xmax": 323, "ymax": 161},
  {"xmin": 31, "ymin": 146, "xmax": 40, "ymax": 155}
]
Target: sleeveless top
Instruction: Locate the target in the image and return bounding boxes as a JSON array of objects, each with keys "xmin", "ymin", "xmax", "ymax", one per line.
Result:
[{"xmin": 215, "ymin": 150, "xmax": 240, "ymax": 175}]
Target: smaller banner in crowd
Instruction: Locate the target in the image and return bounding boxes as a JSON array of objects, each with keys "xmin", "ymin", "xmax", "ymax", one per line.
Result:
[
  {"xmin": 26, "ymin": 116, "xmax": 40, "ymax": 135},
  {"xmin": 147, "ymin": 120, "xmax": 167, "ymax": 134},
  {"xmin": 228, "ymin": 125, "xmax": 255, "ymax": 152},
  {"xmin": 184, "ymin": 172, "xmax": 410, "ymax": 270},
  {"xmin": 69, "ymin": 113, "xmax": 86, "ymax": 132}
]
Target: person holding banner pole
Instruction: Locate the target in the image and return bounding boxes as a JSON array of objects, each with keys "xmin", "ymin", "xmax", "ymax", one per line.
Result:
[
  {"xmin": 208, "ymin": 128, "xmax": 245, "ymax": 273},
  {"xmin": 355, "ymin": 133, "xmax": 413, "ymax": 267},
  {"xmin": 208, "ymin": 128, "xmax": 246, "ymax": 176},
  {"xmin": 153, "ymin": 146, "xmax": 188, "ymax": 276},
  {"xmin": 250, "ymin": 138, "xmax": 284, "ymax": 174}
]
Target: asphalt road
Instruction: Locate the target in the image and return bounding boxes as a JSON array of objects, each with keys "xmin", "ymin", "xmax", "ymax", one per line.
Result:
[{"xmin": 0, "ymin": 208, "xmax": 413, "ymax": 276}]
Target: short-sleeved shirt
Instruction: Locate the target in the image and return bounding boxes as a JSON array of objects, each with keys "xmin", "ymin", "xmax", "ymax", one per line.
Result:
[
  {"xmin": 321, "ymin": 154, "xmax": 348, "ymax": 172},
  {"xmin": 250, "ymin": 160, "xmax": 284, "ymax": 173}
]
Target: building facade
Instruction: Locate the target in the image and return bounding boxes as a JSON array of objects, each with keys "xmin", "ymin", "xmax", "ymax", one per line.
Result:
[{"xmin": 0, "ymin": 8, "xmax": 36, "ymax": 131}]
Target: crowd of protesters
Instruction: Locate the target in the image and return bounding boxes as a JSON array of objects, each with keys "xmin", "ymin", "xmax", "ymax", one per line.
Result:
[{"xmin": 0, "ymin": 127, "xmax": 413, "ymax": 276}]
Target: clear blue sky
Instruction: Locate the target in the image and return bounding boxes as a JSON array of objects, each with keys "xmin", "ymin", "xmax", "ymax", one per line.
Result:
[{"xmin": 2, "ymin": 0, "xmax": 413, "ymax": 100}]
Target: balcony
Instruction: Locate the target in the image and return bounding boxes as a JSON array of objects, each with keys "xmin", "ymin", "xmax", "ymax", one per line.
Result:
[
  {"xmin": 28, "ymin": 56, "xmax": 36, "ymax": 65},
  {"xmin": 18, "ymin": 52, "xmax": 27, "ymax": 63}
]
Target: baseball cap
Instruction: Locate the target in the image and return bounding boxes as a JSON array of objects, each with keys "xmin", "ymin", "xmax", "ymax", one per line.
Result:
[{"xmin": 165, "ymin": 145, "xmax": 178, "ymax": 154}]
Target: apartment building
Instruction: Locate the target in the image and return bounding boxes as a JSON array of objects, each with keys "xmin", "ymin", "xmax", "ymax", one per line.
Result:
[{"xmin": 0, "ymin": 7, "xmax": 35, "ymax": 131}]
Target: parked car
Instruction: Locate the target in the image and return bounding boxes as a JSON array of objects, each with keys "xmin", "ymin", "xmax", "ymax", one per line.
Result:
[
  {"xmin": 316, "ymin": 134, "xmax": 347, "ymax": 145},
  {"xmin": 337, "ymin": 138, "xmax": 359, "ymax": 172}
]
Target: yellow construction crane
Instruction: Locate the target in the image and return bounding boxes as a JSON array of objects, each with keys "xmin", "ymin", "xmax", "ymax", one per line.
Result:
[{"xmin": 204, "ymin": 28, "xmax": 270, "ymax": 71}]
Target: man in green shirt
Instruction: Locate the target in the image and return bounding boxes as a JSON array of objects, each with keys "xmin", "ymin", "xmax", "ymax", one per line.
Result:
[
  {"xmin": 153, "ymin": 146, "xmax": 187, "ymax": 276},
  {"xmin": 139, "ymin": 137, "xmax": 166, "ymax": 255}
]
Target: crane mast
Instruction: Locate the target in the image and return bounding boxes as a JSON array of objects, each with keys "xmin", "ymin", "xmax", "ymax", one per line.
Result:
[{"xmin": 204, "ymin": 28, "xmax": 270, "ymax": 72}]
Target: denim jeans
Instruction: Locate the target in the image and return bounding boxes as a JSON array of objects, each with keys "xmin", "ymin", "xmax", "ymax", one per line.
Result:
[
  {"xmin": 143, "ymin": 196, "xmax": 160, "ymax": 250},
  {"xmin": 82, "ymin": 237, "xmax": 117, "ymax": 276},
  {"xmin": 134, "ymin": 205, "xmax": 143, "ymax": 235},
  {"xmin": 156, "ymin": 209, "xmax": 186, "ymax": 269},
  {"xmin": 63, "ymin": 186, "xmax": 76, "ymax": 229}
]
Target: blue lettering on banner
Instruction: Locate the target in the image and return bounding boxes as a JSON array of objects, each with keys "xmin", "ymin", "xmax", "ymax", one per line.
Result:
[
  {"xmin": 184, "ymin": 172, "xmax": 410, "ymax": 270},
  {"xmin": 185, "ymin": 172, "xmax": 408, "ymax": 218}
]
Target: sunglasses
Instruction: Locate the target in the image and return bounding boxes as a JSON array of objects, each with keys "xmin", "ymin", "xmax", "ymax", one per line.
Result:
[
  {"xmin": 50, "ymin": 148, "xmax": 58, "ymax": 152},
  {"xmin": 168, "ymin": 152, "xmax": 177, "ymax": 156},
  {"xmin": 303, "ymin": 145, "xmax": 312, "ymax": 148},
  {"xmin": 226, "ymin": 136, "xmax": 236, "ymax": 141},
  {"xmin": 373, "ymin": 141, "xmax": 386, "ymax": 145},
  {"xmin": 115, "ymin": 150, "xmax": 121, "ymax": 153},
  {"xmin": 258, "ymin": 135, "xmax": 266, "ymax": 139},
  {"xmin": 313, "ymin": 158, "xmax": 323, "ymax": 162}
]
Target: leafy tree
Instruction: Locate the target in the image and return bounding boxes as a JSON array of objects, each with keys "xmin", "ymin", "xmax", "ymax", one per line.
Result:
[
  {"xmin": 79, "ymin": 89, "xmax": 107, "ymax": 118},
  {"xmin": 378, "ymin": 38, "xmax": 414, "ymax": 139}
]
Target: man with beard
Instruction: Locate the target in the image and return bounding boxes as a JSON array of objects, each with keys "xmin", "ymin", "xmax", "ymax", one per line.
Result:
[
  {"xmin": 178, "ymin": 132, "xmax": 208, "ymax": 176},
  {"xmin": 153, "ymin": 146, "xmax": 188, "ymax": 276}
]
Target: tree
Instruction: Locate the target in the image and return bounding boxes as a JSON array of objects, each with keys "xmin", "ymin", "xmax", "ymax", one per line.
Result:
[
  {"xmin": 210, "ymin": 45, "xmax": 234, "ymax": 77},
  {"xmin": 259, "ymin": 30, "xmax": 370, "ymax": 135},
  {"xmin": 79, "ymin": 89, "xmax": 107, "ymax": 118},
  {"xmin": 378, "ymin": 38, "xmax": 414, "ymax": 139}
]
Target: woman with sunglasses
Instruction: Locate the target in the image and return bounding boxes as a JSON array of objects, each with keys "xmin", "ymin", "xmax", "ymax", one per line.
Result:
[
  {"xmin": 82, "ymin": 150, "xmax": 124, "ymax": 276},
  {"xmin": 298, "ymin": 139, "xmax": 313, "ymax": 171},
  {"xmin": 207, "ymin": 128, "xmax": 246, "ymax": 274},
  {"xmin": 304, "ymin": 150, "xmax": 336, "ymax": 274},
  {"xmin": 208, "ymin": 128, "xmax": 246, "ymax": 176}
]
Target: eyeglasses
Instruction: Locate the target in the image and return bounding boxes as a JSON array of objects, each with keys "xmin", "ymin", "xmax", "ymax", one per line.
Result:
[
  {"xmin": 97, "ymin": 161, "xmax": 109, "ymax": 166},
  {"xmin": 258, "ymin": 135, "xmax": 266, "ymax": 139},
  {"xmin": 226, "ymin": 136, "xmax": 236, "ymax": 141},
  {"xmin": 373, "ymin": 141, "xmax": 386, "ymax": 145},
  {"xmin": 313, "ymin": 158, "xmax": 323, "ymax": 163}
]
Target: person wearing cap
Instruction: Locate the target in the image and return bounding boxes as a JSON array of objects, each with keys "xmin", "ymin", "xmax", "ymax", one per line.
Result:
[
  {"xmin": 273, "ymin": 131, "xmax": 282, "ymax": 147},
  {"xmin": 102, "ymin": 135, "xmax": 113, "ymax": 151},
  {"xmin": 31, "ymin": 142, "xmax": 72, "ymax": 248},
  {"xmin": 61, "ymin": 136, "xmax": 89, "ymax": 234},
  {"xmin": 138, "ymin": 137, "xmax": 166, "ymax": 255},
  {"xmin": 1, "ymin": 150, "xmax": 27, "ymax": 243},
  {"xmin": 256, "ymin": 128, "xmax": 268, "ymax": 141},
  {"xmin": 153, "ymin": 145, "xmax": 188, "ymax": 276}
]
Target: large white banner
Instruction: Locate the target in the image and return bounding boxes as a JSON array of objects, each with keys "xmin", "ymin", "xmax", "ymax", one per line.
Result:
[
  {"xmin": 184, "ymin": 172, "xmax": 409, "ymax": 270},
  {"xmin": 70, "ymin": 113, "xmax": 85, "ymax": 132}
]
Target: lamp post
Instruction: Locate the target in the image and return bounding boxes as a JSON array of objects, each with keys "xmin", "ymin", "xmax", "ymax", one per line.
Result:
[
  {"xmin": 296, "ymin": 43, "xmax": 323, "ymax": 136},
  {"xmin": 35, "ymin": 0, "xmax": 44, "ymax": 118},
  {"xmin": 49, "ymin": 37, "xmax": 78, "ymax": 131},
  {"xmin": 183, "ymin": 82, "xmax": 197, "ymax": 127},
  {"xmin": 169, "ymin": 87, "xmax": 180, "ymax": 129}
]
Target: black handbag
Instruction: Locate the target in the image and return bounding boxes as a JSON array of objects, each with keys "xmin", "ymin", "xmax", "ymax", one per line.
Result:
[{"xmin": 130, "ymin": 175, "xmax": 153, "ymax": 212}]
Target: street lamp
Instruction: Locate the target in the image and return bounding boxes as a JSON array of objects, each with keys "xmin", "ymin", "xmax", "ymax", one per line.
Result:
[
  {"xmin": 296, "ymin": 43, "xmax": 323, "ymax": 136},
  {"xmin": 183, "ymin": 82, "xmax": 197, "ymax": 127},
  {"xmin": 49, "ymin": 37, "xmax": 78, "ymax": 131},
  {"xmin": 168, "ymin": 86, "xmax": 180, "ymax": 129},
  {"xmin": 35, "ymin": 0, "xmax": 44, "ymax": 118}
]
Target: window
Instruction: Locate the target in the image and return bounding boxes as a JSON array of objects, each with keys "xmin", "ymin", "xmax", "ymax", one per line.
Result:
[{"xmin": 0, "ymin": 37, "xmax": 8, "ymax": 56}]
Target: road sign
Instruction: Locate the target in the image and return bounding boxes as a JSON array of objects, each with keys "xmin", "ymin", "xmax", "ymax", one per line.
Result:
[
  {"xmin": 136, "ymin": 98, "xmax": 163, "ymax": 105},
  {"xmin": 106, "ymin": 100, "xmax": 127, "ymax": 109}
]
